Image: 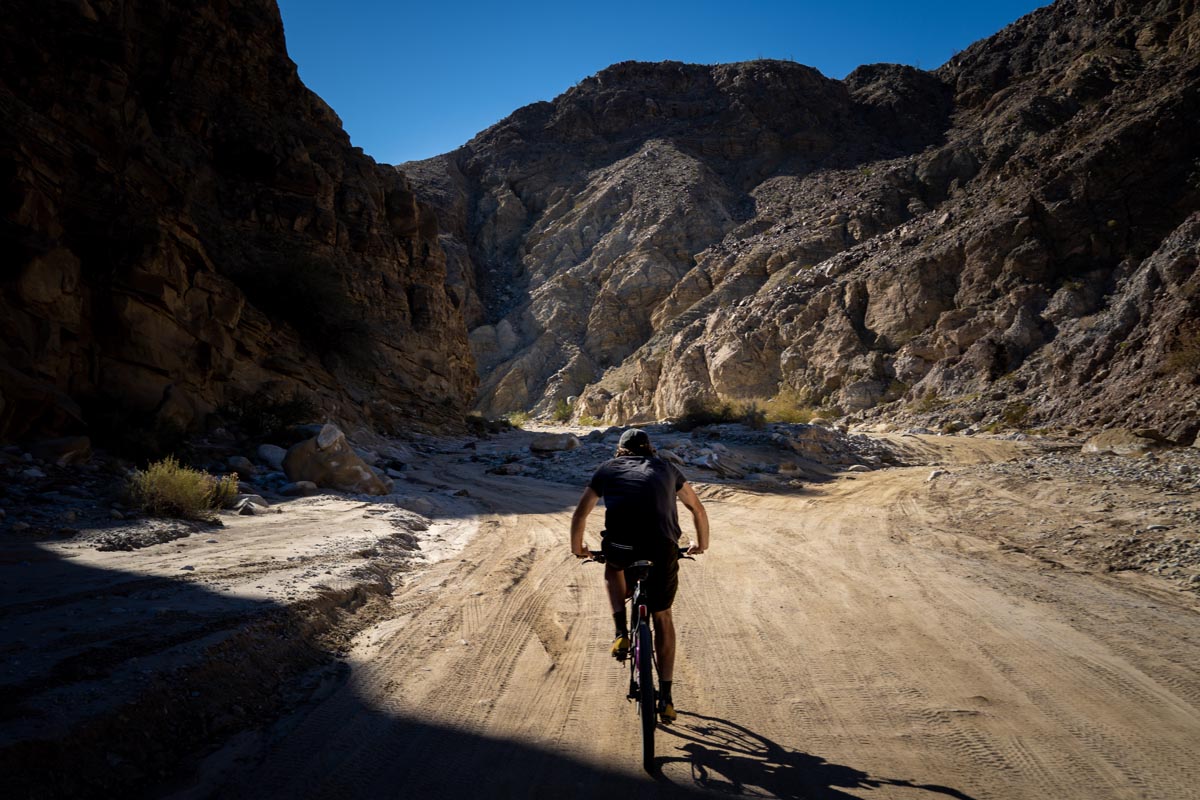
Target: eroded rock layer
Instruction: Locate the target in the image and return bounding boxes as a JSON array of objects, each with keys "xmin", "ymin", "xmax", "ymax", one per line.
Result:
[
  {"xmin": 0, "ymin": 0, "xmax": 476, "ymax": 442},
  {"xmin": 408, "ymin": 0, "xmax": 1200, "ymax": 442}
]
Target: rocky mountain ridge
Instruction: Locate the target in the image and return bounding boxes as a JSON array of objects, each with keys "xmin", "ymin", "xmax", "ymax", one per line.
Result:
[
  {"xmin": 0, "ymin": 0, "xmax": 476, "ymax": 446},
  {"xmin": 406, "ymin": 0, "xmax": 1200, "ymax": 442}
]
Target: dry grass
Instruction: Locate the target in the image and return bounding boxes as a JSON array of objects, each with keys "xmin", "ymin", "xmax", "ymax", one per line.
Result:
[
  {"xmin": 129, "ymin": 457, "xmax": 238, "ymax": 520},
  {"xmin": 759, "ymin": 388, "xmax": 822, "ymax": 424}
]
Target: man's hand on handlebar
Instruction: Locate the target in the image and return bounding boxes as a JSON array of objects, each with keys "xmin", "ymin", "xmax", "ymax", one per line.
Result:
[{"xmin": 573, "ymin": 544, "xmax": 593, "ymax": 559}]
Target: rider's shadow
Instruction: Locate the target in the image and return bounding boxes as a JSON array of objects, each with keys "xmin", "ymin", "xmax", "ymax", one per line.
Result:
[{"xmin": 655, "ymin": 711, "xmax": 978, "ymax": 800}]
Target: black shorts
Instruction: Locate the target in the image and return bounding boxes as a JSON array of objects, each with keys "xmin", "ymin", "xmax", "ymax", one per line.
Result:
[{"xmin": 601, "ymin": 535, "xmax": 680, "ymax": 613}]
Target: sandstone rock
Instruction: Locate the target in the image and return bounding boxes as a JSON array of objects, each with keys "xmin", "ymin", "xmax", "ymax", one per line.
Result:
[
  {"xmin": 529, "ymin": 433, "xmax": 581, "ymax": 453},
  {"xmin": 257, "ymin": 444, "xmax": 288, "ymax": 470},
  {"xmin": 28, "ymin": 436, "xmax": 91, "ymax": 466},
  {"xmin": 1082, "ymin": 429, "xmax": 1165, "ymax": 458},
  {"xmin": 283, "ymin": 425, "xmax": 388, "ymax": 495}
]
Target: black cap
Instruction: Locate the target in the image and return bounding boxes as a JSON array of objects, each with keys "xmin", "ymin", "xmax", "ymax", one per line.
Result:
[{"xmin": 618, "ymin": 428, "xmax": 652, "ymax": 453}]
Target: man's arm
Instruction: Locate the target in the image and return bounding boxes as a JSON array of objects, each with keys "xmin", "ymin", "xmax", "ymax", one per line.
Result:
[
  {"xmin": 570, "ymin": 487, "xmax": 600, "ymax": 558},
  {"xmin": 677, "ymin": 482, "xmax": 709, "ymax": 554}
]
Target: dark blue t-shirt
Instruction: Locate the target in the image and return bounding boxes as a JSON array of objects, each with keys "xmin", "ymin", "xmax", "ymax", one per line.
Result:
[{"xmin": 588, "ymin": 455, "xmax": 686, "ymax": 546}]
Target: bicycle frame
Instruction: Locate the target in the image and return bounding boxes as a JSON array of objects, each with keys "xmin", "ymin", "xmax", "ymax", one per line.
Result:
[{"xmin": 627, "ymin": 568, "xmax": 652, "ymax": 701}]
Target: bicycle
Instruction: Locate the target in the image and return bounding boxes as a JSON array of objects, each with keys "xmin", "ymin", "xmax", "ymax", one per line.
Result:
[{"xmin": 584, "ymin": 546, "xmax": 692, "ymax": 773}]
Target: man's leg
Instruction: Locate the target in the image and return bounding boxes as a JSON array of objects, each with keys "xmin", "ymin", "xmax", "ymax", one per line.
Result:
[
  {"xmin": 604, "ymin": 564, "xmax": 628, "ymax": 614},
  {"xmin": 605, "ymin": 565, "xmax": 631, "ymax": 659},
  {"xmin": 652, "ymin": 609, "xmax": 676, "ymax": 681},
  {"xmin": 652, "ymin": 608, "xmax": 677, "ymax": 720}
]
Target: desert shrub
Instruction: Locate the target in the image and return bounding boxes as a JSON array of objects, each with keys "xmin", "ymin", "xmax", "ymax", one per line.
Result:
[
  {"xmin": 505, "ymin": 410, "xmax": 531, "ymax": 427},
  {"xmin": 740, "ymin": 401, "xmax": 767, "ymax": 430},
  {"xmin": 578, "ymin": 414, "xmax": 602, "ymax": 427},
  {"xmin": 129, "ymin": 457, "xmax": 238, "ymax": 520},
  {"xmin": 221, "ymin": 387, "xmax": 319, "ymax": 440},
  {"xmin": 553, "ymin": 398, "xmax": 573, "ymax": 422},
  {"xmin": 1001, "ymin": 401, "xmax": 1031, "ymax": 427},
  {"xmin": 761, "ymin": 388, "xmax": 819, "ymax": 424},
  {"xmin": 675, "ymin": 400, "xmax": 739, "ymax": 432}
]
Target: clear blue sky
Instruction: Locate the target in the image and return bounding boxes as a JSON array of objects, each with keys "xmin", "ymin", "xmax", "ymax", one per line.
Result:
[{"xmin": 276, "ymin": 0, "xmax": 1049, "ymax": 165}]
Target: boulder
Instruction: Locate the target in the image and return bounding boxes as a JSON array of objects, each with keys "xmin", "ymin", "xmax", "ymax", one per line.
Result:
[
  {"xmin": 282, "ymin": 424, "xmax": 389, "ymax": 495},
  {"xmin": 530, "ymin": 433, "xmax": 581, "ymax": 452},
  {"xmin": 1082, "ymin": 429, "xmax": 1165, "ymax": 457},
  {"xmin": 257, "ymin": 444, "xmax": 288, "ymax": 470},
  {"xmin": 228, "ymin": 455, "xmax": 255, "ymax": 476}
]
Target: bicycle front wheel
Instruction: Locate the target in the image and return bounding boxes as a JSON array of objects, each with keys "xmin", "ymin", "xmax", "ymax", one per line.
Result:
[{"xmin": 636, "ymin": 621, "xmax": 656, "ymax": 772}]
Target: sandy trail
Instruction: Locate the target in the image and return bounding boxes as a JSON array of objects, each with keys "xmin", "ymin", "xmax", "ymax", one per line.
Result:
[{"xmin": 198, "ymin": 438, "xmax": 1200, "ymax": 800}]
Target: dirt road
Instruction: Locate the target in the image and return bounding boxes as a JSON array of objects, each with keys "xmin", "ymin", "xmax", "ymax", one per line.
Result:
[{"xmin": 190, "ymin": 437, "xmax": 1200, "ymax": 800}]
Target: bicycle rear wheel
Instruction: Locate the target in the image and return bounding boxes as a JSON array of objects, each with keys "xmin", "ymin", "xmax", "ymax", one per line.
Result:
[{"xmin": 636, "ymin": 621, "xmax": 656, "ymax": 772}]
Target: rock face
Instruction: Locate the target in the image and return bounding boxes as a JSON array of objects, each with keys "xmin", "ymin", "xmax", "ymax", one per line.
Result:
[
  {"xmin": 0, "ymin": 0, "xmax": 476, "ymax": 443},
  {"xmin": 407, "ymin": 0, "xmax": 1200, "ymax": 443}
]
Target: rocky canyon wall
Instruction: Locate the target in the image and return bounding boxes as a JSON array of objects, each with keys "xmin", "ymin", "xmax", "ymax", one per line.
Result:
[
  {"xmin": 0, "ymin": 0, "xmax": 476, "ymax": 444},
  {"xmin": 408, "ymin": 0, "xmax": 1200, "ymax": 442}
]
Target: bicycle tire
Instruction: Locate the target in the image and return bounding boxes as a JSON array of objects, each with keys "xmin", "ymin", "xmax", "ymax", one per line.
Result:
[{"xmin": 636, "ymin": 621, "xmax": 656, "ymax": 772}]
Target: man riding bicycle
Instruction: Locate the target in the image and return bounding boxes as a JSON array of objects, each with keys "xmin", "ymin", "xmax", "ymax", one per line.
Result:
[{"xmin": 570, "ymin": 428, "xmax": 710, "ymax": 723}]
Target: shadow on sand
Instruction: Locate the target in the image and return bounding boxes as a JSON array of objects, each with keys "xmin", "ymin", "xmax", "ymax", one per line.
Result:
[{"xmin": 653, "ymin": 711, "xmax": 978, "ymax": 800}]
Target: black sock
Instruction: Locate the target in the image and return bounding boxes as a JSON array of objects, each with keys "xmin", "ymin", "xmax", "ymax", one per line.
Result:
[
  {"xmin": 661, "ymin": 680, "xmax": 673, "ymax": 704},
  {"xmin": 613, "ymin": 610, "xmax": 628, "ymax": 637}
]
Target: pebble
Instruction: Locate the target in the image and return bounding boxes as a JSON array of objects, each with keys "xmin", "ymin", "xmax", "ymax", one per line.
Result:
[
  {"xmin": 180, "ymin": 565, "xmax": 195, "ymax": 571},
  {"xmin": 928, "ymin": 469, "xmax": 947, "ymax": 481}
]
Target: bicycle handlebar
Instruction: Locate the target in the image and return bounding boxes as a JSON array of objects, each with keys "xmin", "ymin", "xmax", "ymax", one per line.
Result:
[{"xmin": 582, "ymin": 546, "xmax": 696, "ymax": 565}]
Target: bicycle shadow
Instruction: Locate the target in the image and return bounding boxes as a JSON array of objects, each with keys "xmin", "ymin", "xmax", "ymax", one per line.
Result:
[{"xmin": 652, "ymin": 711, "xmax": 978, "ymax": 800}]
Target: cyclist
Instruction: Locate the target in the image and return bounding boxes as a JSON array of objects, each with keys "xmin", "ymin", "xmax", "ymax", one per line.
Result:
[{"xmin": 570, "ymin": 428, "xmax": 710, "ymax": 723}]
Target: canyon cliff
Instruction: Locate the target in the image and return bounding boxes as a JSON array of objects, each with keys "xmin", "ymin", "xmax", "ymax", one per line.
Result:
[
  {"xmin": 407, "ymin": 0, "xmax": 1200, "ymax": 442},
  {"xmin": 0, "ymin": 0, "xmax": 476, "ymax": 444}
]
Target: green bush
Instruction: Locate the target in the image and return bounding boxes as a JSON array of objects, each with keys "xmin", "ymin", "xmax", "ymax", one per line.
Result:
[
  {"xmin": 129, "ymin": 457, "xmax": 238, "ymax": 520},
  {"xmin": 578, "ymin": 414, "xmax": 602, "ymax": 427},
  {"xmin": 552, "ymin": 398, "xmax": 573, "ymax": 422}
]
